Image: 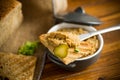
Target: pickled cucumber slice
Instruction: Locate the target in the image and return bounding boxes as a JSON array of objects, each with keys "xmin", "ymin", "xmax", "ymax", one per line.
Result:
[{"xmin": 53, "ymin": 44, "xmax": 68, "ymax": 58}]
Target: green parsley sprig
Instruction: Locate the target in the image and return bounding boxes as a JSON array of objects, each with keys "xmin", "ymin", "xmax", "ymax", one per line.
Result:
[{"xmin": 18, "ymin": 41, "xmax": 39, "ymax": 55}]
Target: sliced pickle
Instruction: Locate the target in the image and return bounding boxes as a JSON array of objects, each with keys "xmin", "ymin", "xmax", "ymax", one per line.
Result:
[{"xmin": 53, "ymin": 44, "xmax": 68, "ymax": 58}]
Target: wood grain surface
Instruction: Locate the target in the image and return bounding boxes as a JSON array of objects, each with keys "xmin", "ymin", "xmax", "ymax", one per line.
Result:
[
  {"xmin": 0, "ymin": 0, "xmax": 120, "ymax": 80},
  {"xmin": 41, "ymin": 0, "xmax": 120, "ymax": 80}
]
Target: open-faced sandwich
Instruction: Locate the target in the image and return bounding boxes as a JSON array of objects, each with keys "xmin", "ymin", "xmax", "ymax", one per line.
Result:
[{"xmin": 39, "ymin": 28, "xmax": 99, "ymax": 65}]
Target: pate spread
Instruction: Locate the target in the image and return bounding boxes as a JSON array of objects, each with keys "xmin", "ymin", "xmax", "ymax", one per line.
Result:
[{"xmin": 40, "ymin": 28, "xmax": 99, "ymax": 65}]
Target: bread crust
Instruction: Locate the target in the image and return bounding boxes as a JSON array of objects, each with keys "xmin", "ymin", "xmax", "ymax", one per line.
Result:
[
  {"xmin": 39, "ymin": 28, "xmax": 99, "ymax": 65},
  {"xmin": 0, "ymin": 0, "xmax": 22, "ymax": 20},
  {"xmin": 0, "ymin": 0, "xmax": 23, "ymax": 47},
  {"xmin": 0, "ymin": 52, "xmax": 37, "ymax": 80}
]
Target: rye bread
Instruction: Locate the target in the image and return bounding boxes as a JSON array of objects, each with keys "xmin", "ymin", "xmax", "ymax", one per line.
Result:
[
  {"xmin": 0, "ymin": 0, "xmax": 23, "ymax": 47},
  {"xmin": 0, "ymin": 52, "xmax": 36, "ymax": 80}
]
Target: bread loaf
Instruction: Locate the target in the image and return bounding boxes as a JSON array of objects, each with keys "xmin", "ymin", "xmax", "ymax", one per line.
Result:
[
  {"xmin": 0, "ymin": 0, "xmax": 23, "ymax": 47},
  {"xmin": 0, "ymin": 52, "xmax": 37, "ymax": 80}
]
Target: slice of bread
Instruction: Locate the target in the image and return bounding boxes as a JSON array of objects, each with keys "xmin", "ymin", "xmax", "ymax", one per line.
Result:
[
  {"xmin": 39, "ymin": 30, "xmax": 98, "ymax": 65},
  {"xmin": 0, "ymin": 52, "xmax": 37, "ymax": 80},
  {"xmin": 39, "ymin": 32, "xmax": 82, "ymax": 65},
  {"xmin": 0, "ymin": 0, "xmax": 23, "ymax": 47}
]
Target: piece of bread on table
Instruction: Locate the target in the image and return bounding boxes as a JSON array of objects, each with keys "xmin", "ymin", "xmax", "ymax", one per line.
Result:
[
  {"xmin": 39, "ymin": 31, "xmax": 98, "ymax": 65},
  {"xmin": 0, "ymin": 52, "xmax": 37, "ymax": 80},
  {"xmin": 0, "ymin": 0, "xmax": 23, "ymax": 47}
]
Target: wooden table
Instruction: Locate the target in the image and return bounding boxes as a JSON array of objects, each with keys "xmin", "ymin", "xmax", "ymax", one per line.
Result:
[
  {"xmin": 41, "ymin": 0, "xmax": 120, "ymax": 80},
  {"xmin": 1, "ymin": 0, "xmax": 120, "ymax": 80}
]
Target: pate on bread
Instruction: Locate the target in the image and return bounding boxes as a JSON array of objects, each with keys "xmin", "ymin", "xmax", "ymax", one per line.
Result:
[{"xmin": 39, "ymin": 28, "xmax": 99, "ymax": 65}]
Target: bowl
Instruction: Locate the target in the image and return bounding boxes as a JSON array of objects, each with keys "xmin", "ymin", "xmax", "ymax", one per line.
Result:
[{"xmin": 47, "ymin": 22, "xmax": 104, "ymax": 71}]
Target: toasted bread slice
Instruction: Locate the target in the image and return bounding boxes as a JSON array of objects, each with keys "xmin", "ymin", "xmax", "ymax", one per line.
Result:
[
  {"xmin": 0, "ymin": 52, "xmax": 36, "ymax": 80},
  {"xmin": 39, "ymin": 29, "xmax": 99, "ymax": 65}
]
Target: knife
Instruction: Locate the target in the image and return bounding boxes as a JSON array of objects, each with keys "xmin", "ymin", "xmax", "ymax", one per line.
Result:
[{"xmin": 33, "ymin": 44, "xmax": 46, "ymax": 80}]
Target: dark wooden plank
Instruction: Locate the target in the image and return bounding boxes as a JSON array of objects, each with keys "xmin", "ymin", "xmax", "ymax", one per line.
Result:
[{"xmin": 42, "ymin": 49, "xmax": 120, "ymax": 80}]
